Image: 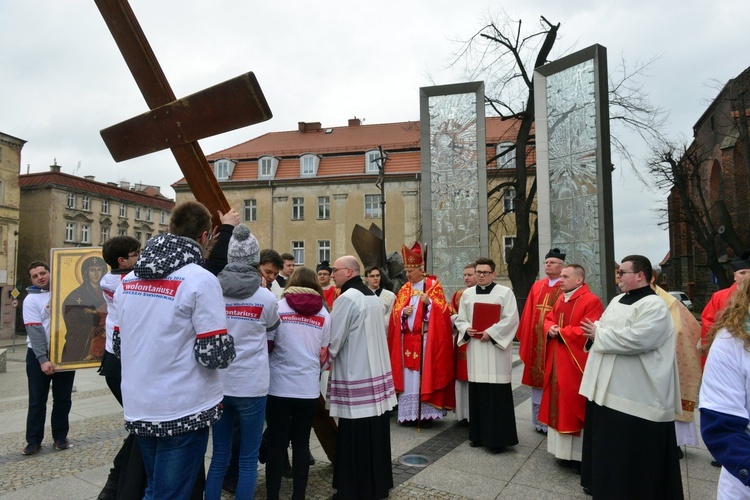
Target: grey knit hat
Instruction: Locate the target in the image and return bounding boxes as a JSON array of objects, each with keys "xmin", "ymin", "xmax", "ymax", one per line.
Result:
[{"xmin": 227, "ymin": 224, "xmax": 260, "ymax": 267}]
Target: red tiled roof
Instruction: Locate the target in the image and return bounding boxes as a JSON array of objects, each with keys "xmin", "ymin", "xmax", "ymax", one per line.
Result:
[
  {"xmin": 20, "ymin": 172, "xmax": 175, "ymax": 211},
  {"xmin": 174, "ymin": 117, "xmax": 532, "ymax": 187}
]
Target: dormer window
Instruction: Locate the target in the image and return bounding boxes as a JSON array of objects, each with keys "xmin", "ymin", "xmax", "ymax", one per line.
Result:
[
  {"xmin": 214, "ymin": 159, "xmax": 236, "ymax": 180},
  {"xmin": 300, "ymin": 154, "xmax": 319, "ymax": 177},
  {"xmin": 497, "ymin": 141, "xmax": 516, "ymax": 169},
  {"xmin": 258, "ymin": 156, "xmax": 278, "ymax": 179},
  {"xmin": 366, "ymin": 150, "xmax": 383, "ymax": 173}
]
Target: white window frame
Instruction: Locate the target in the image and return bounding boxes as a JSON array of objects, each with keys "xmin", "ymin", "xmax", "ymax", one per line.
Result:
[
  {"xmin": 67, "ymin": 193, "xmax": 76, "ymax": 209},
  {"xmin": 292, "ymin": 197, "xmax": 304, "ymax": 220},
  {"xmin": 364, "ymin": 194, "xmax": 382, "ymax": 219},
  {"xmin": 317, "ymin": 240, "xmax": 331, "ymax": 264},
  {"xmin": 216, "ymin": 160, "xmax": 230, "ymax": 180},
  {"xmin": 503, "ymin": 187, "xmax": 516, "ymax": 213},
  {"xmin": 260, "ymin": 157, "xmax": 273, "ymax": 177},
  {"xmin": 146, "ymin": 208, "xmax": 152, "ymax": 222},
  {"xmin": 292, "ymin": 241, "xmax": 305, "ymax": 265},
  {"xmin": 135, "ymin": 206, "xmax": 142, "ymax": 220},
  {"xmin": 160, "ymin": 211, "xmax": 167, "ymax": 224},
  {"xmin": 120, "ymin": 204, "xmax": 127, "ymax": 218},
  {"xmin": 135, "ymin": 231, "xmax": 142, "ymax": 243},
  {"xmin": 118, "ymin": 228, "xmax": 127, "ymax": 236},
  {"xmin": 366, "ymin": 150, "xmax": 382, "ymax": 173},
  {"xmin": 301, "ymin": 156, "xmax": 315, "ymax": 176},
  {"xmin": 82, "ymin": 196, "xmax": 91, "ymax": 211},
  {"xmin": 317, "ymin": 196, "xmax": 330, "ymax": 220},
  {"xmin": 101, "ymin": 199, "xmax": 109, "ymax": 215},
  {"xmin": 497, "ymin": 141, "xmax": 516, "ymax": 169},
  {"xmin": 101, "ymin": 226, "xmax": 110, "ymax": 244},
  {"xmin": 504, "ymin": 236, "xmax": 516, "ymax": 263},
  {"xmin": 244, "ymin": 199, "xmax": 257, "ymax": 222},
  {"xmin": 65, "ymin": 222, "xmax": 76, "ymax": 242},
  {"xmin": 81, "ymin": 224, "xmax": 91, "ymax": 244}
]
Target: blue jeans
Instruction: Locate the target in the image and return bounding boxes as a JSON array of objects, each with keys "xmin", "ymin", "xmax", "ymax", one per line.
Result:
[
  {"xmin": 206, "ymin": 395, "xmax": 266, "ymax": 500},
  {"xmin": 137, "ymin": 426, "xmax": 209, "ymax": 500},
  {"xmin": 25, "ymin": 348, "xmax": 75, "ymax": 445}
]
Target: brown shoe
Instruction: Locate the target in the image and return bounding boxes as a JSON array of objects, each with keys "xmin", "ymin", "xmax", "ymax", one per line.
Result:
[
  {"xmin": 54, "ymin": 439, "xmax": 72, "ymax": 451},
  {"xmin": 22, "ymin": 443, "xmax": 41, "ymax": 455}
]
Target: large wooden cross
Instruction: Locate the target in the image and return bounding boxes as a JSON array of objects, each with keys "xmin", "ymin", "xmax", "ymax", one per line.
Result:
[{"xmin": 94, "ymin": 0, "xmax": 272, "ymax": 224}]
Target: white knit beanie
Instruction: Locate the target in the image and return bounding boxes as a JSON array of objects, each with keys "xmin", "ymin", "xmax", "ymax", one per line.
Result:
[{"xmin": 227, "ymin": 224, "xmax": 260, "ymax": 267}]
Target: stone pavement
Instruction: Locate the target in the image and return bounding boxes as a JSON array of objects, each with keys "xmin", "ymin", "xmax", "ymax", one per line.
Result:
[{"xmin": 0, "ymin": 341, "xmax": 721, "ymax": 499}]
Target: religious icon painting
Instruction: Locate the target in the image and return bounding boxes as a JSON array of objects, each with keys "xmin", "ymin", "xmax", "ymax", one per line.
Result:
[{"xmin": 49, "ymin": 248, "xmax": 110, "ymax": 370}]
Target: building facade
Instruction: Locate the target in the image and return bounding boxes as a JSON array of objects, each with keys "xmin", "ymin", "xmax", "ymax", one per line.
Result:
[
  {"xmin": 662, "ymin": 66, "xmax": 750, "ymax": 310},
  {"xmin": 173, "ymin": 117, "xmax": 530, "ymax": 279},
  {"xmin": 0, "ymin": 132, "xmax": 24, "ymax": 340},
  {"xmin": 18, "ymin": 164, "xmax": 174, "ymax": 291}
]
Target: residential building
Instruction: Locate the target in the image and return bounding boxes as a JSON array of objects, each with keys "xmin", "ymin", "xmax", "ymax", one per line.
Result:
[
  {"xmin": 661, "ymin": 66, "xmax": 750, "ymax": 310},
  {"xmin": 0, "ymin": 132, "xmax": 24, "ymax": 340},
  {"xmin": 173, "ymin": 117, "xmax": 531, "ymax": 279},
  {"xmin": 18, "ymin": 164, "xmax": 174, "ymax": 287}
]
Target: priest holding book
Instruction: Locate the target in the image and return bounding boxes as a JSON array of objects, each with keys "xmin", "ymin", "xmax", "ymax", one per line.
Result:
[{"xmin": 455, "ymin": 257, "xmax": 520, "ymax": 453}]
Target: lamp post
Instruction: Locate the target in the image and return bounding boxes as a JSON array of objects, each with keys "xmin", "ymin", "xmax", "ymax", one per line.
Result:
[{"xmin": 374, "ymin": 145, "xmax": 388, "ymax": 268}]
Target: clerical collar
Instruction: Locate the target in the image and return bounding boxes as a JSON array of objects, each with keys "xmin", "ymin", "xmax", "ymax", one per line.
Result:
[
  {"xmin": 620, "ymin": 284, "xmax": 655, "ymax": 305},
  {"xmin": 369, "ymin": 286, "xmax": 382, "ymax": 296},
  {"xmin": 563, "ymin": 286, "xmax": 581, "ymax": 301},
  {"xmin": 476, "ymin": 282, "xmax": 496, "ymax": 294},
  {"xmin": 548, "ymin": 277, "xmax": 561, "ymax": 286},
  {"xmin": 340, "ymin": 276, "xmax": 373, "ymax": 296}
]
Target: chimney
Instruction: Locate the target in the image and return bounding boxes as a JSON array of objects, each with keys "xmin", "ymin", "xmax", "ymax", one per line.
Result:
[
  {"xmin": 298, "ymin": 121, "xmax": 322, "ymax": 133},
  {"xmin": 348, "ymin": 117, "xmax": 361, "ymax": 127},
  {"xmin": 120, "ymin": 181, "xmax": 131, "ymax": 190},
  {"xmin": 50, "ymin": 163, "xmax": 61, "ymax": 173},
  {"xmin": 84, "ymin": 175, "xmax": 95, "ymax": 181}
]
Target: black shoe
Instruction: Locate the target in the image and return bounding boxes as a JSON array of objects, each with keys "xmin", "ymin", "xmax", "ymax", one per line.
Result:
[
  {"xmin": 489, "ymin": 446, "xmax": 506, "ymax": 454},
  {"xmin": 711, "ymin": 460, "xmax": 721, "ymax": 467},
  {"xmin": 419, "ymin": 419, "xmax": 433, "ymax": 429},
  {"xmin": 676, "ymin": 447, "xmax": 684, "ymax": 460},
  {"xmin": 400, "ymin": 420, "xmax": 416, "ymax": 427},
  {"xmin": 309, "ymin": 449, "xmax": 315, "ymax": 466},
  {"xmin": 458, "ymin": 419, "xmax": 469, "ymax": 427},
  {"xmin": 54, "ymin": 439, "xmax": 72, "ymax": 451},
  {"xmin": 97, "ymin": 472, "xmax": 119, "ymax": 500},
  {"xmin": 469, "ymin": 441, "xmax": 482, "ymax": 448},
  {"xmin": 583, "ymin": 486, "xmax": 593, "ymax": 496},
  {"xmin": 22, "ymin": 443, "xmax": 41, "ymax": 456}
]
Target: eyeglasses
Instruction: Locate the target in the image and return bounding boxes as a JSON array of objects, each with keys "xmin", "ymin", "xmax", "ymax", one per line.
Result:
[
  {"xmin": 331, "ymin": 267, "xmax": 350, "ymax": 273},
  {"xmin": 475, "ymin": 270, "xmax": 493, "ymax": 276},
  {"xmin": 616, "ymin": 270, "xmax": 637, "ymax": 277}
]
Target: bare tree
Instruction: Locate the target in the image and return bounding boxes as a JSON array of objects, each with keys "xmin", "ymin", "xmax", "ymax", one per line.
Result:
[
  {"xmin": 453, "ymin": 15, "xmax": 666, "ymax": 302},
  {"xmin": 649, "ymin": 142, "xmax": 734, "ymax": 288}
]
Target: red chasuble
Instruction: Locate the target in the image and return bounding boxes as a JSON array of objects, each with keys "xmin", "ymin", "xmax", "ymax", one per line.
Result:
[
  {"xmin": 322, "ymin": 286, "xmax": 340, "ymax": 309},
  {"xmin": 518, "ymin": 278, "xmax": 562, "ymax": 388},
  {"xmin": 538, "ymin": 284, "xmax": 604, "ymax": 434},
  {"xmin": 700, "ymin": 282, "xmax": 737, "ymax": 368},
  {"xmin": 388, "ymin": 277, "xmax": 455, "ymax": 409}
]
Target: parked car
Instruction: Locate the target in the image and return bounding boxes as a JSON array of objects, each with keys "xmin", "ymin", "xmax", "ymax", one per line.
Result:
[{"xmin": 668, "ymin": 291, "xmax": 693, "ymax": 311}]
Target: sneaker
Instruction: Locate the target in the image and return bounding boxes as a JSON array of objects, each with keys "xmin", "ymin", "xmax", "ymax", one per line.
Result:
[
  {"xmin": 22, "ymin": 443, "xmax": 41, "ymax": 455},
  {"xmin": 54, "ymin": 439, "xmax": 72, "ymax": 451}
]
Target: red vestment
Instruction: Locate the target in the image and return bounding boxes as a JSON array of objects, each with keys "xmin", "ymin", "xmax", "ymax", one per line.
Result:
[
  {"xmin": 322, "ymin": 286, "xmax": 339, "ymax": 309},
  {"xmin": 451, "ymin": 289, "xmax": 468, "ymax": 381},
  {"xmin": 518, "ymin": 278, "xmax": 562, "ymax": 388},
  {"xmin": 538, "ymin": 284, "xmax": 604, "ymax": 434},
  {"xmin": 700, "ymin": 282, "xmax": 737, "ymax": 368},
  {"xmin": 388, "ymin": 277, "xmax": 455, "ymax": 409}
]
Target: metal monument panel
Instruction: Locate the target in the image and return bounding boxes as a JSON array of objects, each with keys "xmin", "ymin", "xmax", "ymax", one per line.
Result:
[
  {"xmin": 534, "ymin": 45, "xmax": 614, "ymax": 302},
  {"xmin": 420, "ymin": 82, "xmax": 488, "ymax": 299}
]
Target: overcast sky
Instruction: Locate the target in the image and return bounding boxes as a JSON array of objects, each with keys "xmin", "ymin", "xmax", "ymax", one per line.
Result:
[{"xmin": 2, "ymin": 0, "xmax": 749, "ymax": 268}]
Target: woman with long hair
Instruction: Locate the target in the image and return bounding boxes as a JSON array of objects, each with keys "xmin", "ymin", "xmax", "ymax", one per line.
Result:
[
  {"xmin": 699, "ymin": 279, "xmax": 750, "ymax": 498},
  {"xmin": 265, "ymin": 267, "xmax": 330, "ymax": 500}
]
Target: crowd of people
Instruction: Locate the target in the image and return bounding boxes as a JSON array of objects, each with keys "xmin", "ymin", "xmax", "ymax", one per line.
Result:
[{"xmin": 19, "ymin": 199, "xmax": 750, "ymax": 499}]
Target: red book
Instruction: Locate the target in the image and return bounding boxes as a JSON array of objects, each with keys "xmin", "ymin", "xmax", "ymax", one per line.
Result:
[{"xmin": 472, "ymin": 302, "xmax": 501, "ymax": 336}]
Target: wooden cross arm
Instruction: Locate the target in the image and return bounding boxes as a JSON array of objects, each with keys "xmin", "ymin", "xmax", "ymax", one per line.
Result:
[{"xmin": 100, "ymin": 72, "xmax": 272, "ymax": 162}]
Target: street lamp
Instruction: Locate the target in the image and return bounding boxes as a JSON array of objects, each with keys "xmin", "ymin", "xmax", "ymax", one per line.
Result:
[{"xmin": 374, "ymin": 145, "xmax": 388, "ymax": 268}]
